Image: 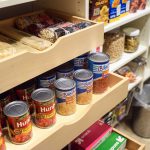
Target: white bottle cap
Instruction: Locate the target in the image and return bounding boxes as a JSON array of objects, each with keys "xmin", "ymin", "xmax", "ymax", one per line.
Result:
[{"xmin": 123, "ymin": 27, "xmax": 140, "ymax": 37}]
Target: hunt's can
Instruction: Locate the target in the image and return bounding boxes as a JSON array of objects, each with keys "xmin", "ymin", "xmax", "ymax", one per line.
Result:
[
  {"xmin": 0, "ymin": 91, "xmax": 11, "ymax": 128},
  {"xmin": 38, "ymin": 71, "xmax": 56, "ymax": 90},
  {"xmin": 4, "ymin": 101, "xmax": 32, "ymax": 144},
  {"xmin": 88, "ymin": 52, "xmax": 109, "ymax": 93},
  {"xmin": 15, "ymin": 80, "xmax": 35, "ymax": 115},
  {"xmin": 57, "ymin": 63, "xmax": 74, "ymax": 79},
  {"xmin": 54, "ymin": 78, "xmax": 76, "ymax": 116},
  {"xmin": 31, "ymin": 88, "xmax": 56, "ymax": 128},
  {"xmin": 74, "ymin": 69, "xmax": 93, "ymax": 105},
  {"xmin": 73, "ymin": 53, "xmax": 88, "ymax": 70}
]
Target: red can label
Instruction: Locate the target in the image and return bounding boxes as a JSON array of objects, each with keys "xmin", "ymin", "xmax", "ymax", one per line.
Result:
[
  {"xmin": 7, "ymin": 113, "xmax": 32, "ymax": 144},
  {"xmin": 34, "ymin": 100, "xmax": 56, "ymax": 128},
  {"xmin": 0, "ymin": 126, "xmax": 6, "ymax": 150}
]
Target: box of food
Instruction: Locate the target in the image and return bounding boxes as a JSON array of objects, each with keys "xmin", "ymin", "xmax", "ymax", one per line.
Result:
[
  {"xmin": 89, "ymin": 0, "xmax": 109, "ymax": 24},
  {"xmin": 120, "ymin": 0, "xmax": 130, "ymax": 16},
  {"xmin": 95, "ymin": 132, "xmax": 127, "ymax": 150},
  {"xmin": 71, "ymin": 120, "xmax": 112, "ymax": 150},
  {"xmin": 109, "ymin": 0, "xmax": 121, "ymax": 22}
]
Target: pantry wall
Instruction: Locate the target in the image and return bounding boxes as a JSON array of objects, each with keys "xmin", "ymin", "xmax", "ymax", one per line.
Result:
[{"xmin": 0, "ymin": 0, "xmax": 150, "ymax": 150}]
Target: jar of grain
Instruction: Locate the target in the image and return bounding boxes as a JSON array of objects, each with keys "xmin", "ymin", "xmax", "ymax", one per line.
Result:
[{"xmin": 123, "ymin": 27, "xmax": 140, "ymax": 53}]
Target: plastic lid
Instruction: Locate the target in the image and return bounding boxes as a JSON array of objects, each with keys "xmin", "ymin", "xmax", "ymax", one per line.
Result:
[{"xmin": 123, "ymin": 27, "xmax": 140, "ymax": 37}]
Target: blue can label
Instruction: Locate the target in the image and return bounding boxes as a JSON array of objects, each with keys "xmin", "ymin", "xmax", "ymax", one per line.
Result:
[{"xmin": 56, "ymin": 88, "xmax": 76, "ymax": 104}]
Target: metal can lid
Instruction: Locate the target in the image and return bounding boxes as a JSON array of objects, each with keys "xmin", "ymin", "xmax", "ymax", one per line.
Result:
[
  {"xmin": 31, "ymin": 88, "xmax": 55, "ymax": 102},
  {"xmin": 57, "ymin": 62, "xmax": 74, "ymax": 73},
  {"xmin": 54, "ymin": 78, "xmax": 76, "ymax": 90},
  {"xmin": 4, "ymin": 101, "xmax": 29, "ymax": 117},
  {"xmin": 88, "ymin": 52, "xmax": 109, "ymax": 63},
  {"xmin": 74, "ymin": 69, "xmax": 93, "ymax": 80}
]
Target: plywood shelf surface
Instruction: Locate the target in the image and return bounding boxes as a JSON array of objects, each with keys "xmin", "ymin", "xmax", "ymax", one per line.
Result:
[{"xmin": 5, "ymin": 73, "xmax": 128, "ymax": 150}]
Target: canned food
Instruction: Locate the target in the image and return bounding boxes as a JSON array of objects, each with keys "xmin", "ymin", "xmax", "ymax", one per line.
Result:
[
  {"xmin": 38, "ymin": 71, "xmax": 56, "ymax": 90},
  {"xmin": 74, "ymin": 69, "xmax": 93, "ymax": 105},
  {"xmin": 88, "ymin": 52, "xmax": 109, "ymax": 93},
  {"xmin": 0, "ymin": 124, "xmax": 6, "ymax": 150},
  {"xmin": 4, "ymin": 101, "xmax": 32, "ymax": 144},
  {"xmin": 31, "ymin": 88, "xmax": 56, "ymax": 128},
  {"xmin": 73, "ymin": 53, "xmax": 88, "ymax": 70},
  {"xmin": 0, "ymin": 91, "xmax": 11, "ymax": 128},
  {"xmin": 57, "ymin": 62, "xmax": 74, "ymax": 79},
  {"xmin": 54, "ymin": 78, "xmax": 76, "ymax": 115},
  {"xmin": 15, "ymin": 80, "xmax": 35, "ymax": 114}
]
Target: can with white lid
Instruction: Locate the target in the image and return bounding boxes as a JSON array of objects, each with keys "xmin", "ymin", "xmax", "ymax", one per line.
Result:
[
  {"xmin": 31, "ymin": 88, "xmax": 56, "ymax": 128},
  {"xmin": 4, "ymin": 101, "xmax": 32, "ymax": 144},
  {"xmin": 74, "ymin": 69, "xmax": 93, "ymax": 105},
  {"xmin": 54, "ymin": 78, "xmax": 76, "ymax": 115},
  {"xmin": 123, "ymin": 27, "xmax": 140, "ymax": 52}
]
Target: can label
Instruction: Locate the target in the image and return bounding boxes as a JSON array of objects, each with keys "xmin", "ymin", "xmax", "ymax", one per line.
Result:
[
  {"xmin": 74, "ymin": 56, "xmax": 88, "ymax": 70},
  {"xmin": 0, "ymin": 125, "xmax": 6, "ymax": 150},
  {"xmin": 57, "ymin": 70, "xmax": 74, "ymax": 79},
  {"xmin": 39, "ymin": 75, "xmax": 56, "ymax": 89},
  {"xmin": 34, "ymin": 100, "xmax": 56, "ymax": 128},
  {"xmin": 7, "ymin": 112, "xmax": 32, "ymax": 144},
  {"xmin": 56, "ymin": 88, "xmax": 76, "ymax": 104}
]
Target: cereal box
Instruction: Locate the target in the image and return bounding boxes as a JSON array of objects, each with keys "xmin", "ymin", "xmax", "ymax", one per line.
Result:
[
  {"xmin": 95, "ymin": 132, "xmax": 127, "ymax": 150},
  {"xmin": 120, "ymin": 0, "xmax": 130, "ymax": 16},
  {"xmin": 109, "ymin": 0, "xmax": 121, "ymax": 22},
  {"xmin": 89, "ymin": 0, "xmax": 109, "ymax": 24},
  {"xmin": 71, "ymin": 120, "xmax": 112, "ymax": 150}
]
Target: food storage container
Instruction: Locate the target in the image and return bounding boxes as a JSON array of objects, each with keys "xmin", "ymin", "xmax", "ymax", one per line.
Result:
[
  {"xmin": 103, "ymin": 31, "xmax": 125, "ymax": 63},
  {"xmin": 123, "ymin": 27, "xmax": 140, "ymax": 53}
]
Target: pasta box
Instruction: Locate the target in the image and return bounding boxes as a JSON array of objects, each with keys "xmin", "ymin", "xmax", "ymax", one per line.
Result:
[
  {"xmin": 71, "ymin": 120, "xmax": 112, "ymax": 150},
  {"xmin": 94, "ymin": 132, "xmax": 127, "ymax": 150}
]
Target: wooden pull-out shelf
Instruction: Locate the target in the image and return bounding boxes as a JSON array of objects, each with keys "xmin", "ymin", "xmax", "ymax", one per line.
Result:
[
  {"xmin": 5, "ymin": 73, "xmax": 128, "ymax": 150},
  {"xmin": 0, "ymin": 10, "xmax": 104, "ymax": 93},
  {"xmin": 114, "ymin": 128, "xmax": 145, "ymax": 150}
]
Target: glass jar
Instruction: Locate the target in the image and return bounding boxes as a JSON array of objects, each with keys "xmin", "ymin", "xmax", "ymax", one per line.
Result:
[
  {"xmin": 103, "ymin": 30, "xmax": 125, "ymax": 63},
  {"xmin": 123, "ymin": 27, "xmax": 140, "ymax": 53}
]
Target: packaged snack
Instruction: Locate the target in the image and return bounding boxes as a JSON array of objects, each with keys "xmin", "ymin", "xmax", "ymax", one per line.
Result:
[
  {"xmin": 4, "ymin": 101, "xmax": 32, "ymax": 144},
  {"xmin": 31, "ymin": 88, "xmax": 56, "ymax": 128},
  {"xmin": 95, "ymin": 132, "xmax": 127, "ymax": 150},
  {"xmin": 54, "ymin": 78, "xmax": 76, "ymax": 115},
  {"xmin": 88, "ymin": 52, "xmax": 109, "ymax": 93},
  {"xmin": 109, "ymin": 0, "xmax": 121, "ymax": 22},
  {"xmin": 89, "ymin": 0, "xmax": 109, "ymax": 24},
  {"xmin": 74, "ymin": 69, "xmax": 93, "ymax": 105},
  {"xmin": 103, "ymin": 30, "xmax": 125, "ymax": 63},
  {"xmin": 123, "ymin": 27, "xmax": 140, "ymax": 53},
  {"xmin": 71, "ymin": 120, "xmax": 112, "ymax": 150},
  {"xmin": 120, "ymin": 0, "xmax": 130, "ymax": 16}
]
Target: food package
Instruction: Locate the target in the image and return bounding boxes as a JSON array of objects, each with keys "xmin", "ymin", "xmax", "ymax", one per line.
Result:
[
  {"xmin": 138, "ymin": 0, "xmax": 147, "ymax": 9},
  {"xmin": 130, "ymin": 0, "xmax": 139, "ymax": 12},
  {"xmin": 109, "ymin": 0, "xmax": 121, "ymax": 22},
  {"xmin": 71, "ymin": 120, "xmax": 112, "ymax": 150},
  {"xmin": 120, "ymin": 0, "xmax": 131, "ymax": 16},
  {"xmin": 95, "ymin": 132, "xmax": 127, "ymax": 150},
  {"xmin": 89, "ymin": 0, "xmax": 109, "ymax": 24}
]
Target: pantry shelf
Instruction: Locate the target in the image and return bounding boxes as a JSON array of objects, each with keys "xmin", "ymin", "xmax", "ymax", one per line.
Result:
[
  {"xmin": 144, "ymin": 66, "xmax": 150, "ymax": 81},
  {"xmin": 0, "ymin": 12, "xmax": 104, "ymax": 93},
  {"xmin": 5, "ymin": 73, "xmax": 128, "ymax": 150},
  {"xmin": 110, "ymin": 45, "xmax": 147, "ymax": 72},
  {"xmin": 0, "ymin": 0, "xmax": 35, "ymax": 8},
  {"xmin": 104, "ymin": 7, "xmax": 150, "ymax": 33},
  {"xmin": 128, "ymin": 76, "xmax": 143, "ymax": 91}
]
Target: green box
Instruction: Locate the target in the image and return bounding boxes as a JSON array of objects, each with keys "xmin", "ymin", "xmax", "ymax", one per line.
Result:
[{"xmin": 95, "ymin": 132, "xmax": 127, "ymax": 150}]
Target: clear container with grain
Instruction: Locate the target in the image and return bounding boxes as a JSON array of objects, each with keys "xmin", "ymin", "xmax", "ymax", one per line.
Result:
[
  {"xmin": 103, "ymin": 31, "xmax": 125, "ymax": 63},
  {"xmin": 123, "ymin": 27, "xmax": 140, "ymax": 53}
]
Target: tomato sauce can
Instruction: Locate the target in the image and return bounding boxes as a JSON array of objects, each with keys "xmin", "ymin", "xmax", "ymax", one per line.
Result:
[
  {"xmin": 73, "ymin": 53, "xmax": 88, "ymax": 70},
  {"xmin": 88, "ymin": 52, "xmax": 109, "ymax": 93},
  {"xmin": 38, "ymin": 71, "xmax": 56, "ymax": 90},
  {"xmin": 31, "ymin": 88, "xmax": 56, "ymax": 128},
  {"xmin": 0, "ymin": 91, "xmax": 11, "ymax": 128},
  {"xmin": 3, "ymin": 101, "xmax": 32, "ymax": 144},
  {"xmin": 15, "ymin": 80, "xmax": 36, "ymax": 115},
  {"xmin": 54, "ymin": 78, "xmax": 76, "ymax": 116},
  {"xmin": 57, "ymin": 63, "xmax": 74, "ymax": 79},
  {"xmin": 74, "ymin": 69, "xmax": 93, "ymax": 105}
]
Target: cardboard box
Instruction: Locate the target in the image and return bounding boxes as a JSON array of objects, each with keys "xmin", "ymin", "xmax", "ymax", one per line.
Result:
[
  {"xmin": 95, "ymin": 132, "xmax": 127, "ymax": 150},
  {"xmin": 120, "ymin": 0, "xmax": 130, "ymax": 16},
  {"xmin": 71, "ymin": 120, "xmax": 112, "ymax": 150}
]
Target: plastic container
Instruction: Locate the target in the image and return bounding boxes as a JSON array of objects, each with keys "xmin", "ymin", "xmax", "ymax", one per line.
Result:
[
  {"xmin": 123, "ymin": 27, "xmax": 140, "ymax": 53},
  {"xmin": 103, "ymin": 31, "xmax": 125, "ymax": 63},
  {"xmin": 132, "ymin": 84, "xmax": 150, "ymax": 138}
]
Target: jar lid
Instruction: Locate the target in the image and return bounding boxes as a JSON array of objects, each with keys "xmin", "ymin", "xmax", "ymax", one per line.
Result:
[{"xmin": 123, "ymin": 27, "xmax": 140, "ymax": 37}]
